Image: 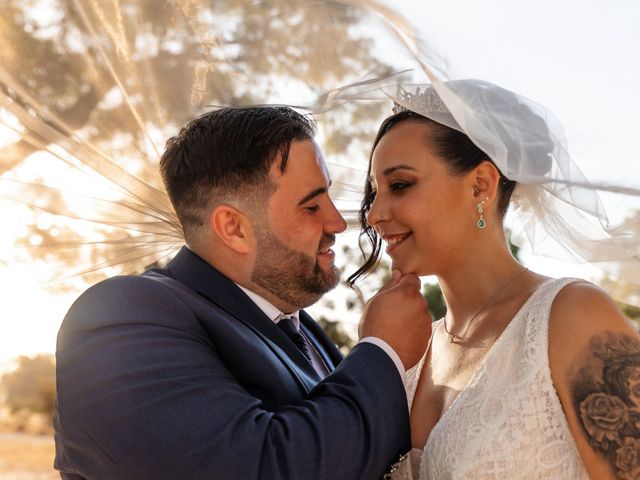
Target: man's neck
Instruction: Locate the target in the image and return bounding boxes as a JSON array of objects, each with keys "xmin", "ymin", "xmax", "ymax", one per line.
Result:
[
  {"xmin": 235, "ymin": 279, "xmax": 299, "ymax": 314},
  {"xmin": 236, "ymin": 284, "xmax": 300, "ymax": 321},
  {"xmin": 189, "ymin": 245, "xmax": 300, "ymax": 314}
]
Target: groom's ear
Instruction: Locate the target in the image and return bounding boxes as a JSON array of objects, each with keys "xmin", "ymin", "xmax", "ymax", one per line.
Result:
[{"xmin": 209, "ymin": 205, "xmax": 255, "ymax": 255}]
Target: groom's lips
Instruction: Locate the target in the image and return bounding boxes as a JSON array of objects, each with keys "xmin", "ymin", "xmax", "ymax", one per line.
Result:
[{"xmin": 317, "ymin": 241, "xmax": 335, "ymax": 261}]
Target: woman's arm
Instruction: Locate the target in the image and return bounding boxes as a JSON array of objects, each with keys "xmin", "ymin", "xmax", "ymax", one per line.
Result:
[{"xmin": 550, "ymin": 281, "xmax": 640, "ymax": 479}]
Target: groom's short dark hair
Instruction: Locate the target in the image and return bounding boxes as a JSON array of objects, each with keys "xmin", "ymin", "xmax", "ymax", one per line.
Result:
[{"xmin": 160, "ymin": 107, "xmax": 316, "ymax": 240}]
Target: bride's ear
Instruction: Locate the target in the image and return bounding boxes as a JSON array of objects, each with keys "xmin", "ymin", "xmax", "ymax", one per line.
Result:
[
  {"xmin": 209, "ymin": 205, "xmax": 255, "ymax": 255},
  {"xmin": 471, "ymin": 161, "xmax": 500, "ymax": 207}
]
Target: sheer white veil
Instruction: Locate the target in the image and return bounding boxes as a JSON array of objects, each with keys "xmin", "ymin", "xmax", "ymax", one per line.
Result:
[
  {"xmin": 1, "ymin": 0, "xmax": 639, "ymax": 304},
  {"xmin": 379, "ymin": 79, "xmax": 640, "ymax": 289},
  {"xmin": 299, "ymin": 1, "xmax": 640, "ymax": 304}
]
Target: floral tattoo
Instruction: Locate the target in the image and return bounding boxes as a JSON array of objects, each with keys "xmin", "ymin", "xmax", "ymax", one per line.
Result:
[{"xmin": 571, "ymin": 331, "xmax": 640, "ymax": 479}]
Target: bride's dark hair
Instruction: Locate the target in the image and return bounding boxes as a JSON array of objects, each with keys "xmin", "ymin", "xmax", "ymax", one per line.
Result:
[{"xmin": 347, "ymin": 111, "xmax": 517, "ymax": 285}]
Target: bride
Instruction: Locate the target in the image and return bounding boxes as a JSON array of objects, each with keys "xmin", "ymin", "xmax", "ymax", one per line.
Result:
[
  {"xmin": 351, "ymin": 80, "xmax": 640, "ymax": 479},
  {"xmin": 2, "ymin": 1, "xmax": 640, "ymax": 477}
]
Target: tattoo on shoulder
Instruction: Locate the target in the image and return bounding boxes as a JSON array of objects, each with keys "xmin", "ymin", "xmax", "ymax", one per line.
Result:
[{"xmin": 571, "ymin": 331, "xmax": 640, "ymax": 478}]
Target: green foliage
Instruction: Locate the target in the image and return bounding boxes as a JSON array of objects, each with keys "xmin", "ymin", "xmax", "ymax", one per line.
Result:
[
  {"xmin": 509, "ymin": 239, "xmax": 521, "ymax": 260},
  {"xmin": 317, "ymin": 316, "xmax": 355, "ymax": 354},
  {"xmin": 423, "ymin": 283, "xmax": 447, "ymax": 321},
  {"xmin": 620, "ymin": 303, "xmax": 640, "ymax": 320},
  {"xmin": 1, "ymin": 355, "xmax": 56, "ymax": 418},
  {"xmin": 596, "ymin": 274, "xmax": 640, "ymax": 324}
]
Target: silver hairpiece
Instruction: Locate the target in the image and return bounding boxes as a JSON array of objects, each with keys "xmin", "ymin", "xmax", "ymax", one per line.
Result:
[{"xmin": 391, "ymin": 86, "xmax": 450, "ymax": 115}]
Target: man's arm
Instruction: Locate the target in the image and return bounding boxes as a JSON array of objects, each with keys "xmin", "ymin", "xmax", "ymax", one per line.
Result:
[{"xmin": 55, "ymin": 276, "xmax": 410, "ymax": 480}]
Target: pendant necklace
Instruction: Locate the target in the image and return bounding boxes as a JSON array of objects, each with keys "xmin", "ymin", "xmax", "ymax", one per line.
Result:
[{"xmin": 443, "ymin": 267, "xmax": 529, "ymax": 343}]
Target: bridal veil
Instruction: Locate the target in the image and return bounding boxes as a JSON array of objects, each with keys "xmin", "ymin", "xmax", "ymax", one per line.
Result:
[{"xmin": 1, "ymin": 0, "xmax": 639, "ymax": 304}]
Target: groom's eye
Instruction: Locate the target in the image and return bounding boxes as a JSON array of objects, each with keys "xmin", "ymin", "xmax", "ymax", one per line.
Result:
[{"xmin": 305, "ymin": 205, "xmax": 319, "ymax": 212}]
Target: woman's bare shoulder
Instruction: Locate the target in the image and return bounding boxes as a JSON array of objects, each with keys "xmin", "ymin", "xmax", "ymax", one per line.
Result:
[
  {"xmin": 551, "ymin": 280, "xmax": 633, "ymax": 337},
  {"xmin": 549, "ymin": 280, "xmax": 640, "ymax": 479}
]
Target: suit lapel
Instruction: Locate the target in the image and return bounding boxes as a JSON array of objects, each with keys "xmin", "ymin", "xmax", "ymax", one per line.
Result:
[{"xmin": 164, "ymin": 247, "xmax": 321, "ymax": 392}]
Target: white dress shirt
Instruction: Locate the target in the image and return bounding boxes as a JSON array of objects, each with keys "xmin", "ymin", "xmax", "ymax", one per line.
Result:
[{"xmin": 237, "ymin": 285, "xmax": 329, "ymax": 378}]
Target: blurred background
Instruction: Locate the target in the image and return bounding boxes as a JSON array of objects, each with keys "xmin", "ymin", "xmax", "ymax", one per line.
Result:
[{"xmin": 1, "ymin": 0, "xmax": 639, "ymax": 477}]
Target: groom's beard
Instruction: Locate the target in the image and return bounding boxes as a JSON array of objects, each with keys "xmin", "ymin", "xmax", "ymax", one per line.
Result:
[{"xmin": 251, "ymin": 228, "xmax": 339, "ymax": 309}]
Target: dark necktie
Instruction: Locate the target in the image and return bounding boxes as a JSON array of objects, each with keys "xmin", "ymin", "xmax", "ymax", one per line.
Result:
[{"xmin": 277, "ymin": 316, "xmax": 312, "ymax": 363}]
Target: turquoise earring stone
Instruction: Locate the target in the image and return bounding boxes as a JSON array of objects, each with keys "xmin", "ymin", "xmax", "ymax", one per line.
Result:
[{"xmin": 478, "ymin": 217, "xmax": 486, "ymax": 229}]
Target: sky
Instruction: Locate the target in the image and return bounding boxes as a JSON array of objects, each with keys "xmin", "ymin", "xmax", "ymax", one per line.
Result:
[{"xmin": 1, "ymin": 0, "xmax": 639, "ymax": 373}]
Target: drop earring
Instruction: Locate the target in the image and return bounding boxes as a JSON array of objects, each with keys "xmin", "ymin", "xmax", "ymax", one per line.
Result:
[{"xmin": 477, "ymin": 197, "xmax": 489, "ymax": 229}]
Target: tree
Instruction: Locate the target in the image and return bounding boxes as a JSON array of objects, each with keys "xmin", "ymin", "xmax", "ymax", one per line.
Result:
[
  {"xmin": 423, "ymin": 283, "xmax": 447, "ymax": 320},
  {"xmin": 317, "ymin": 316, "xmax": 356, "ymax": 354},
  {"xmin": 597, "ymin": 210, "xmax": 640, "ymax": 324},
  {"xmin": 0, "ymin": 0, "xmax": 393, "ymax": 285},
  {"xmin": 0, "ymin": 0, "xmax": 391, "ymax": 171},
  {"xmin": 600, "ymin": 277, "xmax": 640, "ymax": 325},
  {"xmin": 1, "ymin": 355, "xmax": 56, "ymax": 418}
]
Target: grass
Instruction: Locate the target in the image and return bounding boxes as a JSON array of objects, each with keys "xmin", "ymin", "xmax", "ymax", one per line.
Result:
[{"xmin": 0, "ymin": 433, "xmax": 57, "ymax": 480}]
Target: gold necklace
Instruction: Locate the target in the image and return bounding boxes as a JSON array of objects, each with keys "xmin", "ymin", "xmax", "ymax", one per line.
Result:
[{"xmin": 443, "ymin": 267, "xmax": 529, "ymax": 343}]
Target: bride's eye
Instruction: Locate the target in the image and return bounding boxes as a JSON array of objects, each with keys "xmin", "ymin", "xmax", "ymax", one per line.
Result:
[
  {"xmin": 390, "ymin": 180, "xmax": 412, "ymax": 192},
  {"xmin": 367, "ymin": 188, "xmax": 377, "ymax": 202}
]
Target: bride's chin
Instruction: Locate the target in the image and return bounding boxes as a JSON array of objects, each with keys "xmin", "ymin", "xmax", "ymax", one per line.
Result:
[
  {"xmin": 392, "ymin": 260, "xmax": 431, "ymax": 277},
  {"xmin": 391, "ymin": 260, "xmax": 418, "ymax": 276}
]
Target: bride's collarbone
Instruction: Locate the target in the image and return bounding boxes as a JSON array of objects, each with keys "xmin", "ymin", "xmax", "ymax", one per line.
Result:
[
  {"xmin": 409, "ymin": 279, "xmax": 549, "ymax": 449},
  {"xmin": 440, "ymin": 274, "xmax": 547, "ymax": 347},
  {"xmin": 423, "ymin": 331, "xmax": 488, "ymax": 403},
  {"xmin": 409, "ymin": 337, "xmax": 484, "ymax": 449},
  {"xmin": 408, "ymin": 315, "xmax": 510, "ymax": 450}
]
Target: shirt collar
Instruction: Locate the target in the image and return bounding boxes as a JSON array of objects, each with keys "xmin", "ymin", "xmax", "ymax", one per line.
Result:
[{"xmin": 236, "ymin": 284, "xmax": 300, "ymax": 329}]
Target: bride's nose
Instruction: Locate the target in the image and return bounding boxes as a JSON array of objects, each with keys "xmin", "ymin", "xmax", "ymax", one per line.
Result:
[{"xmin": 366, "ymin": 195, "xmax": 388, "ymax": 227}]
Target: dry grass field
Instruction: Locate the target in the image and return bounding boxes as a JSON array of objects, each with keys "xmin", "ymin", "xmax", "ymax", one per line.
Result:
[{"xmin": 0, "ymin": 433, "xmax": 57, "ymax": 480}]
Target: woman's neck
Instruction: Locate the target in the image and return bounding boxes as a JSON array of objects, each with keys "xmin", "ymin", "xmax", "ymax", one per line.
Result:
[{"xmin": 437, "ymin": 244, "xmax": 526, "ymax": 332}]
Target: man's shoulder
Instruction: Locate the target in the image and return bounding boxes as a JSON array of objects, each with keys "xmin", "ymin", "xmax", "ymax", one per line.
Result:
[
  {"xmin": 64, "ymin": 270, "xmax": 197, "ymax": 327},
  {"xmin": 57, "ymin": 268, "xmax": 236, "ymax": 357},
  {"xmin": 80, "ymin": 270, "xmax": 179, "ymax": 299}
]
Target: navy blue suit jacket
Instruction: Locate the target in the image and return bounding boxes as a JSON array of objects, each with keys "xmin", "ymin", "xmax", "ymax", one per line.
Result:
[{"xmin": 54, "ymin": 247, "xmax": 410, "ymax": 479}]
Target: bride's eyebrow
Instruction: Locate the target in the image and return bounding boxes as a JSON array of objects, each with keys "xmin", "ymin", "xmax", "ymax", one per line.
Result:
[
  {"xmin": 383, "ymin": 165, "xmax": 416, "ymax": 176},
  {"xmin": 369, "ymin": 164, "xmax": 417, "ymax": 182}
]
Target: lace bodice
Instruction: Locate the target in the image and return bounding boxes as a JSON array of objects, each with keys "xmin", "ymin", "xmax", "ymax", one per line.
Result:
[{"xmin": 388, "ymin": 278, "xmax": 589, "ymax": 480}]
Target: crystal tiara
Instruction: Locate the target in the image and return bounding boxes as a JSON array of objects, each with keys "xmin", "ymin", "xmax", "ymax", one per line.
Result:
[{"xmin": 391, "ymin": 86, "xmax": 450, "ymax": 115}]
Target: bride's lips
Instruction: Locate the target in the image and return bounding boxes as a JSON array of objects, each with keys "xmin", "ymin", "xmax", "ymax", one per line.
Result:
[{"xmin": 382, "ymin": 232, "xmax": 411, "ymax": 255}]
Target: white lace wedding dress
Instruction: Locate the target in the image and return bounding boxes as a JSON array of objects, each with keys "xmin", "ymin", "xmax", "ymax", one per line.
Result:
[{"xmin": 388, "ymin": 278, "xmax": 589, "ymax": 479}]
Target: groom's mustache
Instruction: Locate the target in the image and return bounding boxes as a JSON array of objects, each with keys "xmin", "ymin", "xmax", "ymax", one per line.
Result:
[{"xmin": 319, "ymin": 234, "xmax": 336, "ymax": 252}]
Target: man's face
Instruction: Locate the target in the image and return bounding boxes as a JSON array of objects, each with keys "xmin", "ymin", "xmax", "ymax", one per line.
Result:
[{"xmin": 251, "ymin": 139, "xmax": 347, "ymax": 310}]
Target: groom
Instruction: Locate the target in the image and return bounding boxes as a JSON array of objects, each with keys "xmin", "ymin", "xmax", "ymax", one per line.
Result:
[{"xmin": 54, "ymin": 107, "xmax": 431, "ymax": 479}]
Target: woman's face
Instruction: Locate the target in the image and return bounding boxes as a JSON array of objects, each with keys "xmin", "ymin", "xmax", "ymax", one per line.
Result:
[{"xmin": 366, "ymin": 120, "xmax": 476, "ymax": 275}]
